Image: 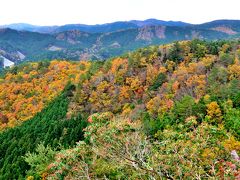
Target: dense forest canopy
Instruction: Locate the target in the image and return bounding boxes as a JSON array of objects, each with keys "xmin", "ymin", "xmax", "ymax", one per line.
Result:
[
  {"xmin": 0, "ymin": 39, "xmax": 239, "ymax": 179},
  {"xmin": 0, "ymin": 60, "xmax": 90, "ymax": 129}
]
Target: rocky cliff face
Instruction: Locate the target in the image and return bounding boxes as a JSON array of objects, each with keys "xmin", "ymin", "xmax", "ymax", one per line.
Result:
[
  {"xmin": 56, "ymin": 30, "xmax": 90, "ymax": 44},
  {"xmin": 0, "ymin": 48, "xmax": 25, "ymax": 68},
  {"xmin": 211, "ymin": 26, "xmax": 237, "ymax": 35},
  {"xmin": 136, "ymin": 26, "xmax": 166, "ymax": 41}
]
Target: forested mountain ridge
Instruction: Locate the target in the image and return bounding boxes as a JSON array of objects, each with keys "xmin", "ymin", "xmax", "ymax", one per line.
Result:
[
  {"xmin": 1, "ymin": 19, "xmax": 192, "ymax": 33},
  {"xmin": 0, "ymin": 39, "xmax": 239, "ymax": 179},
  {"xmin": 3, "ymin": 19, "xmax": 240, "ymax": 34},
  {"xmin": 1, "ymin": 19, "xmax": 240, "ymax": 68}
]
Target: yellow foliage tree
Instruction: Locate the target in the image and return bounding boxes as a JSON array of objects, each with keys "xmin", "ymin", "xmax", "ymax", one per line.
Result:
[{"xmin": 206, "ymin": 101, "xmax": 222, "ymax": 124}]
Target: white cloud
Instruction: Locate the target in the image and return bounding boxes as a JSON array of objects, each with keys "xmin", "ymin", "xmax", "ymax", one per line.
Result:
[{"xmin": 0, "ymin": 0, "xmax": 240, "ymax": 25}]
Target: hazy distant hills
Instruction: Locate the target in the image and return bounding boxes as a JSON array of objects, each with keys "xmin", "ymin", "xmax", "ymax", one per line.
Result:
[
  {"xmin": 129, "ymin": 19, "xmax": 191, "ymax": 27},
  {"xmin": 0, "ymin": 19, "xmax": 191, "ymax": 33},
  {"xmin": 0, "ymin": 19, "xmax": 240, "ymax": 68},
  {"xmin": 197, "ymin": 20, "xmax": 240, "ymax": 31}
]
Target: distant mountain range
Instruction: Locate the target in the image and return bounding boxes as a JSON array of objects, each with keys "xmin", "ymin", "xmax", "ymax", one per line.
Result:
[
  {"xmin": 0, "ymin": 19, "xmax": 191, "ymax": 33},
  {"xmin": 0, "ymin": 19, "xmax": 240, "ymax": 68}
]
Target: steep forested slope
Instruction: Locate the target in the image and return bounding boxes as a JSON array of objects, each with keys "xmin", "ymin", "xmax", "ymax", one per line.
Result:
[
  {"xmin": 45, "ymin": 39, "xmax": 240, "ymax": 179},
  {"xmin": 0, "ymin": 39, "xmax": 239, "ymax": 179},
  {"xmin": 0, "ymin": 84, "xmax": 87, "ymax": 179},
  {"xmin": 0, "ymin": 60, "xmax": 90, "ymax": 129}
]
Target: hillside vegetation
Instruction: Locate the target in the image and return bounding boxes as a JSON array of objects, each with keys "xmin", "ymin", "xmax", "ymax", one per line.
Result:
[
  {"xmin": 0, "ymin": 85, "xmax": 87, "ymax": 179},
  {"xmin": 0, "ymin": 60, "xmax": 90, "ymax": 129},
  {"xmin": 0, "ymin": 39, "xmax": 240, "ymax": 179}
]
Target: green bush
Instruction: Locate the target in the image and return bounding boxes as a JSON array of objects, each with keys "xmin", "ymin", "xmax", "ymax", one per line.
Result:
[
  {"xmin": 219, "ymin": 52, "xmax": 234, "ymax": 66},
  {"xmin": 168, "ymin": 41, "xmax": 184, "ymax": 62},
  {"xmin": 24, "ymin": 143, "xmax": 57, "ymax": 178},
  {"xmin": 224, "ymin": 108, "xmax": 240, "ymax": 139},
  {"xmin": 149, "ymin": 73, "xmax": 167, "ymax": 91},
  {"xmin": 173, "ymin": 96, "xmax": 205, "ymax": 121},
  {"xmin": 142, "ymin": 112, "xmax": 174, "ymax": 137},
  {"xmin": 189, "ymin": 39, "xmax": 207, "ymax": 59}
]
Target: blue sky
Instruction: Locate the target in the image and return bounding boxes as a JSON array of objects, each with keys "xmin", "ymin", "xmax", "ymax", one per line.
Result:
[{"xmin": 1, "ymin": 0, "xmax": 239, "ymax": 25}]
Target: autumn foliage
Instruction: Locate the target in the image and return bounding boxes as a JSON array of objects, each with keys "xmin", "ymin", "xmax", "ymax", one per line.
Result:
[
  {"xmin": 0, "ymin": 40, "xmax": 240, "ymax": 179},
  {"xmin": 0, "ymin": 60, "xmax": 90, "ymax": 129}
]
